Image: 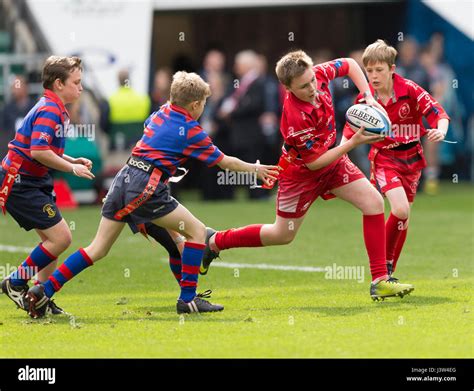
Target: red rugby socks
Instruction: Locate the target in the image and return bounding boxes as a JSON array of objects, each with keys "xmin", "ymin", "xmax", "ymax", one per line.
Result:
[
  {"xmin": 214, "ymin": 224, "xmax": 264, "ymax": 250},
  {"xmin": 385, "ymin": 213, "xmax": 408, "ymax": 273},
  {"xmin": 391, "ymin": 227, "xmax": 408, "ymax": 273},
  {"xmin": 363, "ymin": 214, "xmax": 388, "ymax": 282}
]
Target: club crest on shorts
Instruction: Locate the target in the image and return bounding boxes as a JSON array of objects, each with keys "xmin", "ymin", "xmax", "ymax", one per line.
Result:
[{"xmin": 43, "ymin": 204, "xmax": 56, "ymax": 218}]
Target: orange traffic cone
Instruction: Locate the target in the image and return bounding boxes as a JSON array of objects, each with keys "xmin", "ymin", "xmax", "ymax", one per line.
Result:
[{"xmin": 53, "ymin": 179, "xmax": 78, "ymax": 209}]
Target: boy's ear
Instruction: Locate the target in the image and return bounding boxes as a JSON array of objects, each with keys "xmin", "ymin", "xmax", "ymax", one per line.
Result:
[
  {"xmin": 390, "ymin": 64, "xmax": 396, "ymax": 73},
  {"xmin": 53, "ymin": 78, "xmax": 64, "ymax": 91}
]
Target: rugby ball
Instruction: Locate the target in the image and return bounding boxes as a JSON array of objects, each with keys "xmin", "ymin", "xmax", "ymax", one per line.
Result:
[{"xmin": 345, "ymin": 104, "xmax": 391, "ymax": 135}]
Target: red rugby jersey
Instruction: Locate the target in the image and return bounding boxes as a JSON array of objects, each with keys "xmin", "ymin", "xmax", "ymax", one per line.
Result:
[
  {"xmin": 343, "ymin": 73, "xmax": 450, "ymax": 150},
  {"xmin": 280, "ymin": 58, "xmax": 350, "ymax": 180}
]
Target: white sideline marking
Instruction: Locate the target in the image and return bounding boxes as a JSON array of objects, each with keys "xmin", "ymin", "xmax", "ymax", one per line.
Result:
[
  {"xmin": 0, "ymin": 245, "xmax": 325, "ymax": 273},
  {"xmin": 162, "ymin": 258, "xmax": 325, "ymax": 273},
  {"xmin": 208, "ymin": 261, "xmax": 325, "ymax": 273},
  {"xmin": 0, "ymin": 244, "xmax": 34, "ymax": 253}
]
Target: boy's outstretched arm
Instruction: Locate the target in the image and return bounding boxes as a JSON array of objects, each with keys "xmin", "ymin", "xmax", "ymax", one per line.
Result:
[{"xmin": 217, "ymin": 155, "xmax": 279, "ymax": 187}]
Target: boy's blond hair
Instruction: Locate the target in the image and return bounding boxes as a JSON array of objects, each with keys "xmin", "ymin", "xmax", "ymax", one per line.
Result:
[
  {"xmin": 42, "ymin": 56, "xmax": 82, "ymax": 90},
  {"xmin": 170, "ymin": 71, "xmax": 211, "ymax": 107},
  {"xmin": 275, "ymin": 50, "xmax": 313, "ymax": 87},
  {"xmin": 362, "ymin": 39, "xmax": 398, "ymax": 67}
]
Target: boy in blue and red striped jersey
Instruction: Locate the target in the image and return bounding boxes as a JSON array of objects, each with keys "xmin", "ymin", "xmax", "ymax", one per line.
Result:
[
  {"xmin": 1, "ymin": 56, "xmax": 94, "ymax": 313},
  {"xmin": 341, "ymin": 40, "xmax": 450, "ymax": 280},
  {"xmin": 24, "ymin": 71, "xmax": 278, "ymax": 317}
]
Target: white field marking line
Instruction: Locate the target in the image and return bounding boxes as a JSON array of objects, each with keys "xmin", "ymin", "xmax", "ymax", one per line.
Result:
[
  {"xmin": 161, "ymin": 258, "xmax": 325, "ymax": 273},
  {"xmin": 0, "ymin": 245, "xmax": 326, "ymax": 273},
  {"xmin": 0, "ymin": 244, "xmax": 35, "ymax": 254}
]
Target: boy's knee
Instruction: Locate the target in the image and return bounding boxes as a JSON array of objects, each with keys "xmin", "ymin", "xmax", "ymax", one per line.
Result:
[
  {"xmin": 391, "ymin": 205, "xmax": 410, "ymax": 220},
  {"xmin": 277, "ymin": 230, "xmax": 296, "ymax": 245},
  {"xmin": 362, "ymin": 192, "xmax": 384, "ymax": 215},
  {"xmin": 189, "ymin": 222, "xmax": 206, "ymax": 244},
  {"xmin": 55, "ymin": 230, "xmax": 72, "ymax": 250}
]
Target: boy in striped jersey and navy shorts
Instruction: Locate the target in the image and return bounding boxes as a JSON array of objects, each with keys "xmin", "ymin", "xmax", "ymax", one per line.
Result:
[
  {"xmin": 23, "ymin": 71, "xmax": 278, "ymax": 317},
  {"xmin": 1, "ymin": 56, "xmax": 94, "ymax": 314}
]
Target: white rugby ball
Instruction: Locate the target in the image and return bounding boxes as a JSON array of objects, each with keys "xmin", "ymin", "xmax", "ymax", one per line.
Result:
[{"xmin": 345, "ymin": 103, "xmax": 391, "ymax": 135}]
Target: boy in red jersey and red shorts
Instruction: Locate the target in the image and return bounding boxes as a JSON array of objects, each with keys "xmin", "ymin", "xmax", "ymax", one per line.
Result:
[
  {"xmin": 202, "ymin": 50, "xmax": 415, "ymax": 300},
  {"xmin": 341, "ymin": 40, "xmax": 450, "ymax": 280}
]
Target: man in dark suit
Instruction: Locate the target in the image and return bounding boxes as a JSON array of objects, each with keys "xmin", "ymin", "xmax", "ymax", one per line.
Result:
[{"xmin": 219, "ymin": 50, "xmax": 268, "ymax": 199}]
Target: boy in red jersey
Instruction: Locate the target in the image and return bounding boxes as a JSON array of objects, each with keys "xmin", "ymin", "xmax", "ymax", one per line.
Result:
[
  {"xmin": 202, "ymin": 50, "xmax": 415, "ymax": 300},
  {"xmin": 0, "ymin": 56, "xmax": 94, "ymax": 314},
  {"xmin": 23, "ymin": 71, "xmax": 278, "ymax": 317},
  {"xmin": 341, "ymin": 40, "xmax": 450, "ymax": 279}
]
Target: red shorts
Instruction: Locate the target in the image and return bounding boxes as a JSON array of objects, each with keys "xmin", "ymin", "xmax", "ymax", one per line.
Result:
[
  {"xmin": 373, "ymin": 148, "xmax": 425, "ymax": 203},
  {"xmin": 277, "ymin": 155, "xmax": 365, "ymax": 218}
]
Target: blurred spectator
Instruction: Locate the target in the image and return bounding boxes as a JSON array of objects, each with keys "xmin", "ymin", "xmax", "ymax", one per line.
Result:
[
  {"xmin": 201, "ymin": 49, "xmax": 227, "ymax": 79},
  {"xmin": 396, "ymin": 37, "xmax": 430, "ymax": 90},
  {"xmin": 310, "ymin": 49, "xmax": 333, "ymax": 65},
  {"xmin": 151, "ymin": 67, "xmax": 172, "ymax": 112},
  {"xmin": 420, "ymin": 35, "xmax": 465, "ymax": 194},
  {"xmin": 0, "ymin": 75, "xmax": 35, "ymax": 158},
  {"xmin": 106, "ymin": 69, "xmax": 151, "ymax": 150},
  {"xmin": 218, "ymin": 50, "xmax": 268, "ymax": 199},
  {"xmin": 200, "ymin": 70, "xmax": 235, "ymax": 200},
  {"xmin": 330, "ymin": 49, "xmax": 370, "ymax": 176},
  {"xmin": 257, "ymin": 54, "xmax": 281, "ymax": 165}
]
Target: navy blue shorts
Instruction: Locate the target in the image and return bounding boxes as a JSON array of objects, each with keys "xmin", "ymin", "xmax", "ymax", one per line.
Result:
[
  {"xmin": 102, "ymin": 165, "xmax": 179, "ymax": 226},
  {"xmin": 0, "ymin": 169, "xmax": 63, "ymax": 231}
]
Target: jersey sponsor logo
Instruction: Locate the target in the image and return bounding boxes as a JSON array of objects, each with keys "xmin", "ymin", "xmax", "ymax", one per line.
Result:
[
  {"xmin": 326, "ymin": 115, "xmax": 334, "ymax": 127},
  {"xmin": 288, "ymin": 127, "xmax": 315, "ymax": 137},
  {"xmin": 42, "ymin": 204, "xmax": 56, "ymax": 218},
  {"xmin": 385, "ymin": 142, "xmax": 401, "ymax": 149},
  {"xmin": 398, "ymin": 103, "xmax": 410, "ymax": 118},
  {"xmin": 299, "ymin": 133, "xmax": 313, "ymax": 142},
  {"xmin": 128, "ymin": 157, "xmax": 152, "ymax": 172}
]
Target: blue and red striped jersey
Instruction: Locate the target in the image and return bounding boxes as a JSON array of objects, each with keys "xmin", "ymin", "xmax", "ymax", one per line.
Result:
[
  {"xmin": 132, "ymin": 103, "xmax": 224, "ymax": 176},
  {"xmin": 1, "ymin": 89, "xmax": 69, "ymax": 177}
]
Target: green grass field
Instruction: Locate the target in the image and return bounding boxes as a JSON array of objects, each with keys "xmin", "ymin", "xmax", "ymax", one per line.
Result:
[{"xmin": 0, "ymin": 182, "xmax": 472, "ymax": 358}]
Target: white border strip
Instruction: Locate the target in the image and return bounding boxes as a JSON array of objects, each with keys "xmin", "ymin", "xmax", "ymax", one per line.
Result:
[
  {"xmin": 161, "ymin": 257, "xmax": 324, "ymax": 273},
  {"xmin": 0, "ymin": 244, "xmax": 34, "ymax": 254},
  {"xmin": 207, "ymin": 261, "xmax": 325, "ymax": 272},
  {"xmin": 0, "ymin": 245, "xmax": 325, "ymax": 273}
]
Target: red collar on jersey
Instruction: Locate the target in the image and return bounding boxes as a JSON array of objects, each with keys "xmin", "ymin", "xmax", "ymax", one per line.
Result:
[
  {"xmin": 371, "ymin": 73, "xmax": 409, "ymax": 104},
  {"xmin": 287, "ymin": 91, "xmax": 316, "ymax": 115},
  {"xmin": 392, "ymin": 73, "xmax": 409, "ymax": 99},
  {"xmin": 43, "ymin": 89, "xmax": 68, "ymax": 116},
  {"xmin": 170, "ymin": 103, "xmax": 195, "ymax": 122}
]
